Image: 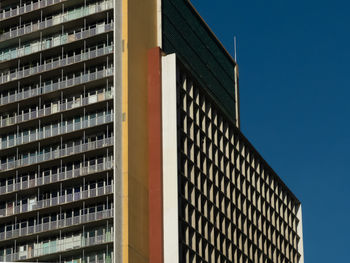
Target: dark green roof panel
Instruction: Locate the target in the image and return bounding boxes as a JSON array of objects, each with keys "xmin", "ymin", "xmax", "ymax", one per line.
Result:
[{"xmin": 162, "ymin": 0, "xmax": 237, "ymax": 121}]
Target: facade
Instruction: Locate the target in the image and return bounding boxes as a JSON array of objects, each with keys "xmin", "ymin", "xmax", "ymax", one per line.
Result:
[
  {"xmin": 161, "ymin": 56, "xmax": 304, "ymax": 263},
  {"xmin": 0, "ymin": 0, "xmax": 118, "ymax": 262},
  {"xmin": 158, "ymin": 2, "xmax": 304, "ymax": 263},
  {"xmin": 0, "ymin": 0, "xmax": 303, "ymax": 263}
]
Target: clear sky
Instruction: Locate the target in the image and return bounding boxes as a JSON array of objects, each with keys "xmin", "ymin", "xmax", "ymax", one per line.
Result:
[{"xmin": 192, "ymin": 0, "xmax": 350, "ymax": 262}]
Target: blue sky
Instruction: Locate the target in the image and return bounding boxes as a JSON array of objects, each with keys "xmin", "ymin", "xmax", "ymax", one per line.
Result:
[{"xmin": 192, "ymin": 0, "xmax": 350, "ymax": 262}]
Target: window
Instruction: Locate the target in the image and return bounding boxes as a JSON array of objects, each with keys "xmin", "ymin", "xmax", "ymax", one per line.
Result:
[
  {"xmin": 22, "ymin": 175, "xmax": 28, "ymax": 182},
  {"xmin": 74, "ymin": 209, "xmax": 80, "ymax": 217},
  {"xmin": 50, "ymin": 240, "xmax": 57, "ymax": 253},
  {"xmin": 74, "ymin": 116, "xmax": 81, "ymax": 129},
  {"xmin": 66, "ymin": 210, "xmax": 72, "ymax": 219},
  {"xmin": 8, "ymin": 134, "xmax": 14, "ymax": 146},
  {"xmin": 28, "ymin": 197, "xmax": 36, "ymax": 211},
  {"xmin": 28, "ymin": 219, "xmax": 34, "ymax": 227},
  {"xmin": 98, "ymin": 253, "xmax": 104, "ymax": 262},
  {"xmin": 51, "ymin": 214, "xmax": 57, "ymax": 222},
  {"xmin": 43, "ymin": 240, "xmax": 50, "ymax": 254},
  {"xmin": 89, "ymin": 159, "xmax": 96, "ymax": 166}
]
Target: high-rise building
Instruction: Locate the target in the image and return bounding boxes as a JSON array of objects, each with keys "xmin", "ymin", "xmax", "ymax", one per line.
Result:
[
  {"xmin": 0, "ymin": 0, "xmax": 303, "ymax": 263},
  {"xmin": 0, "ymin": 0, "xmax": 116, "ymax": 262}
]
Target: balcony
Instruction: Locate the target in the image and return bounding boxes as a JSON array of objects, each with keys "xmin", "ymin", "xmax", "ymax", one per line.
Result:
[
  {"xmin": 0, "ymin": 209, "xmax": 113, "ymax": 241},
  {"xmin": 0, "ymin": 233, "xmax": 113, "ymax": 262},
  {"xmin": 0, "ymin": 90, "xmax": 113, "ymax": 128},
  {"xmin": 0, "ymin": 160, "xmax": 113, "ymax": 195},
  {"xmin": 0, "ymin": 44, "xmax": 113, "ymax": 85},
  {"xmin": 0, "ymin": 66, "xmax": 114, "ymax": 108},
  {"xmin": 0, "ymin": 0, "xmax": 113, "ymax": 43},
  {"xmin": 0, "ymin": 184, "xmax": 113, "ymax": 217},
  {"xmin": 0, "ymin": 0, "xmax": 66, "ymax": 21},
  {"xmin": 0, "ymin": 21, "xmax": 114, "ymax": 62},
  {"xmin": 0, "ymin": 112, "xmax": 113, "ymax": 150},
  {"xmin": 0, "ymin": 136, "xmax": 114, "ymax": 172}
]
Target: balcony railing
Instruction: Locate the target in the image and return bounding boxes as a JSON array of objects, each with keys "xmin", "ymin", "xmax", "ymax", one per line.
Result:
[
  {"xmin": 0, "ymin": 66, "xmax": 114, "ymax": 107},
  {"xmin": 0, "ymin": 91, "xmax": 113, "ymax": 128},
  {"xmin": 0, "ymin": 21, "xmax": 113, "ymax": 62},
  {"xmin": 0, "ymin": 160, "xmax": 113, "ymax": 195},
  {"xmin": 0, "ymin": 136, "xmax": 113, "ymax": 172},
  {"xmin": 0, "ymin": 209, "xmax": 113, "ymax": 241},
  {"xmin": 0, "ymin": 112, "xmax": 113, "ymax": 150},
  {"xmin": 0, "ymin": 233, "xmax": 113, "ymax": 261},
  {"xmin": 0, "ymin": 0, "xmax": 66, "ymax": 21},
  {"xmin": 0, "ymin": 184, "xmax": 113, "ymax": 217},
  {"xmin": 0, "ymin": 44, "xmax": 113, "ymax": 84},
  {"xmin": 0, "ymin": 0, "xmax": 113, "ymax": 42}
]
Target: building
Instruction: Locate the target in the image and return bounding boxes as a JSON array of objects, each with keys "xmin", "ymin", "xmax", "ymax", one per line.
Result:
[
  {"xmin": 0, "ymin": 0, "xmax": 116, "ymax": 262},
  {"xmin": 0, "ymin": 0, "xmax": 303, "ymax": 263}
]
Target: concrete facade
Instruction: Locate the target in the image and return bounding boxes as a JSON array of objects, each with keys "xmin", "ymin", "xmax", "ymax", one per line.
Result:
[
  {"xmin": 158, "ymin": 2, "xmax": 303, "ymax": 262},
  {"xmin": 169, "ymin": 60, "xmax": 303, "ymax": 262}
]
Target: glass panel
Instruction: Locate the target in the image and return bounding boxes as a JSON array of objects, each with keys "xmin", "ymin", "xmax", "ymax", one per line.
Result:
[{"xmin": 43, "ymin": 241, "xmax": 49, "ymax": 255}]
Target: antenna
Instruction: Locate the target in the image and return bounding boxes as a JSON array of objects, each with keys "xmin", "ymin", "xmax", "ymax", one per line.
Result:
[
  {"xmin": 233, "ymin": 35, "xmax": 240, "ymax": 128},
  {"xmin": 234, "ymin": 35, "xmax": 237, "ymax": 62}
]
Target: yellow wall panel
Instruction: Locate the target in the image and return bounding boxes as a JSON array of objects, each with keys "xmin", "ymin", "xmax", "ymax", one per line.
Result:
[{"xmin": 122, "ymin": 0, "xmax": 158, "ymax": 262}]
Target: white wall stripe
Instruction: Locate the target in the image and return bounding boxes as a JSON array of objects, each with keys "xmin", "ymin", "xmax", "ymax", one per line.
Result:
[{"xmin": 162, "ymin": 53, "xmax": 179, "ymax": 263}]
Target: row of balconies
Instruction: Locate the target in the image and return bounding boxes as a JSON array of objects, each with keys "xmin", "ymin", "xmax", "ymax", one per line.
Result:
[
  {"xmin": 2, "ymin": 202, "xmax": 112, "ymax": 230},
  {"xmin": 0, "ymin": 208, "xmax": 113, "ymax": 241},
  {"xmin": 0, "ymin": 66, "xmax": 113, "ymax": 107},
  {"xmin": 0, "ymin": 21, "xmax": 113, "ymax": 62},
  {"xmin": 0, "ymin": 184, "xmax": 113, "ymax": 217},
  {"xmin": 12, "ymin": 178, "xmax": 113, "ymax": 207},
  {"xmin": 67, "ymin": 250, "xmax": 113, "ymax": 263},
  {"xmin": 0, "ymin": 0, "xmax": 66, "ymax": 21},
  {"xmin": 0, "ymin": 0, "xmax": 113, "ymax": 42},
  {"xmin": 0, "ymin": 44, "xmax": 113, "ymax": 84},
  {"xmin": 0, "ymin": 65, "xmax": 114, "ymax": 111},
  {"xmin": 0, "ymin": 136, "xmax": 113, "ymax": 172},
  {"xmin": 0, "ymin": 159, "xmax": 113, "ymax": 195},
  {"xmin": 1, "ymin": 180, "xmax": 112, "ymax": 217},
  {"xmin": 1, "ymin": 111, "xmax": 113, "ymax": 150},
  {"xmin": 0, "ymin": 90, "xmax": 113, "ymax": 128},
  {"xmin": 0, "ymin": 231, "xmax": 113, "ymax": 261}
]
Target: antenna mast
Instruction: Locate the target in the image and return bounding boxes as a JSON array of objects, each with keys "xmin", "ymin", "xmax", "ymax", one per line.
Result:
[
  {"xmin": 233, "ymin": 35, "xmax": 240, "ymax": 128},
  {"xmin": 234, "ymin": 35, "xmax": 237, "ymax": 61}
]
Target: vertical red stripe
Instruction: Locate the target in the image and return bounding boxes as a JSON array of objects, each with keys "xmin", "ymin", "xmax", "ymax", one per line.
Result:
[{"xmin": 148, "ymin": 47, "xmax": 164, "ymax": 263}]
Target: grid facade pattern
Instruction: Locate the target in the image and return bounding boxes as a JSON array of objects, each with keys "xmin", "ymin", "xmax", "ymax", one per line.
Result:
[
  {"xmin": 0, "ymin": 0, "xmax": 115, "ymax": 262},
  {"xmin": 177, "ymin": 64, "xmax": 302, "ymax": 263}
]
